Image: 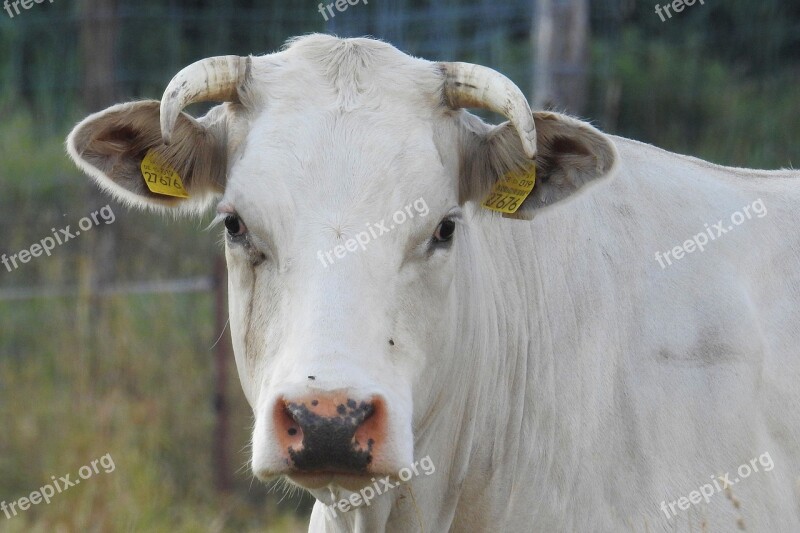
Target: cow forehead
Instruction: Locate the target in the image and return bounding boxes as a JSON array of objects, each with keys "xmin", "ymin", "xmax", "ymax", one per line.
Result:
[
  {"xmin": 221, "ymin": 35, "xmax": 457, "ymax": 241},
  {"xmin": 249, "ymin": 34, "xmax": 444, "ymax": 118},
  {"xmin": 225, "ymin": 110, "xmax": 453, "ymax": 230}
]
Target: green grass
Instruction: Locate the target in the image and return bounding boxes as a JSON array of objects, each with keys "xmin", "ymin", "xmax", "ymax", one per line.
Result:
[
  {"xmin": 590, "ymin": 28, "xmax": 800, "ymax": 170},
  {"xmin": 0, "ymin": 293, "xmax": 312, "ymax": 532}
]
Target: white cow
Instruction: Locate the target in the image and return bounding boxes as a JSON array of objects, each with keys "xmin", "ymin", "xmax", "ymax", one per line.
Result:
[{"xmin": 67, "ymin": 34, "xmax": 800, "ymax": 532}]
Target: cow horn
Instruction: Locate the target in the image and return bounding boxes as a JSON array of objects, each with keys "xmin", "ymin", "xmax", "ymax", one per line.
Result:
[
  {"xmin": 160, "ymin": 55, "xmax": 251, "ymax": 144},
  {"xmin": 439, "ymin": 62, "xmax": 537, "ymax": 159}
]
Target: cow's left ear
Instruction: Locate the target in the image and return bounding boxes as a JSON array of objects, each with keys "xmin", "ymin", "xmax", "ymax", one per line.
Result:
[{"xmin": 458, "ymin": 111, "xmax": 617, "ymax": 219}]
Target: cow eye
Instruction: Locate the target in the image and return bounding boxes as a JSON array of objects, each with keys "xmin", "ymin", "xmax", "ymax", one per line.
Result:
[
  {"xmin": 433, "ymin": 218, "xmax": 456, "ymax": 243},
  {"xmin": 224, "ymin": 214, "xmax": 247, "ymax": 237}
]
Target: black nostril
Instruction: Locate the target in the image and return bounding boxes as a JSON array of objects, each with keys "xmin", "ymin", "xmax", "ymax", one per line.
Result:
[{"xmin": 285, "ymin": 399, "xmax": 376, "ymax": 473}]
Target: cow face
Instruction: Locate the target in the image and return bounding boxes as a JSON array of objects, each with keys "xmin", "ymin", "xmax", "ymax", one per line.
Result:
[
  {"xmin": 67, "ymin": 35, "xmax": 615, "ymax": 496},
  {"xmin": 222, "ymin": 106, "xmax": 459, "ymax": 491}
]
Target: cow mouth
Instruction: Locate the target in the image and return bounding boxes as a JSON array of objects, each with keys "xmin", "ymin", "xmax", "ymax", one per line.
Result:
[{"xmin": 286, "ymin": 471, "xmax": 381, "ymax": 491}]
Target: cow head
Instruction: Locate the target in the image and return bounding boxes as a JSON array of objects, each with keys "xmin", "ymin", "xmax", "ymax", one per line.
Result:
[{"xmin": 67, "ymin": 35, "xmax": 615, "ymax": 499}]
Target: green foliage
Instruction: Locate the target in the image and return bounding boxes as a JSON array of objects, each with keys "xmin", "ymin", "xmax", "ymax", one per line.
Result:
[
  {"xmin": 620, "ymin": 0, "xmax": 800, "ymax": 76},
  {"xmin": 0, "ymin": 293, "xmax": 311, "ymax": 531},
  {"xmin": 0, "ymin": 111, "xmax": 75, "ymax": 193},
  {"xmin": 589, "ymin": 22, "xmax": 799, "ymax": 168}
]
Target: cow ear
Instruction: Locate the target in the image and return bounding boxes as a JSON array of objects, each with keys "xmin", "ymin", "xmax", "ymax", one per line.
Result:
[
  {"xmin": 459, "ymin": 111, "xmax": 617, "ymax": 220},
  {"xmin": 66, "ymin": 100, "xmax": 230, "ymax": 214}
]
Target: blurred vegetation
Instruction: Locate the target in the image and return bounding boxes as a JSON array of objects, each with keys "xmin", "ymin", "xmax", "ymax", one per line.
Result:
[
  {"xmin": 0, "ymin": 292, "xmax": 307, "ymax": 532},
  {"xmin": 589, "ymin": 28, "xmax": 800, "ymax": 168},
  {"xmin": 585, "ymin": 0, "xmax": 800, "ymax": 168},
  {"xmin": 0, "ymin": 110, "xmax": 314, "ymax": 531},
  {"xmin": 0, "ymin": 0, "xmax": 798, "ymax": 531}
]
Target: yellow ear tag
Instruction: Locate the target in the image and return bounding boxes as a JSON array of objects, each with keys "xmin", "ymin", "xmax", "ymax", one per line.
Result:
[
  {"xmin": 140, "ymin": 150, "xmax": 190, "ymax": 199},
  {"xmin": 481, "ymin": 164, "xmax": 536, "ymax": 214}
]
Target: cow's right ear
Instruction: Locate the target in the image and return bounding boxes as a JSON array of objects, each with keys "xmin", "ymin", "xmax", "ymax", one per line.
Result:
[{"xmin": 66, "ymin": 100, "xmax": 230, "ymax": 213}]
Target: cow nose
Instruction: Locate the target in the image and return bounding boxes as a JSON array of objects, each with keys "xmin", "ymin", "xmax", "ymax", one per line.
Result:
[{"xmin": 273, "ymin": 393, "xmax": 386, "ymax": 473}]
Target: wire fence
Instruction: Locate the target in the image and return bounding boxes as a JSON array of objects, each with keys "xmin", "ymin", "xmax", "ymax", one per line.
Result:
[
  {"xmin": 0, "ymin": 277, "xmax": 213, "ymax": 301},
  {"xmin": 1, "ymin": 0, "xmax": 548, "ymax": 128},
  {"xmin": 0, "ymin": 256, "xmax": 237, "ymax": 493}
]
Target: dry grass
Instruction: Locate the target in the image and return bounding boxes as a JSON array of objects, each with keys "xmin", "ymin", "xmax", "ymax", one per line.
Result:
[{"xmin": 0, "ymin": 282, "xmax": 312, "ymax": 532}]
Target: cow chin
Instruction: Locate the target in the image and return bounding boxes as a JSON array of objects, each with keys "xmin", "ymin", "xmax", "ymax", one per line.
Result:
[{"xmin": 287, "ymin": 472, "xmax": 382, "ymax": 493}]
